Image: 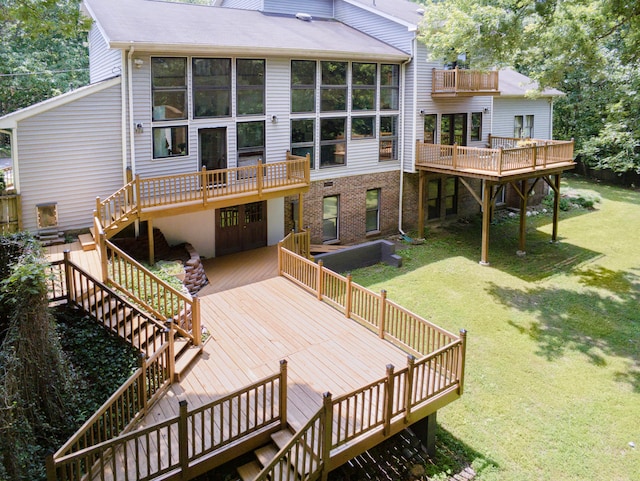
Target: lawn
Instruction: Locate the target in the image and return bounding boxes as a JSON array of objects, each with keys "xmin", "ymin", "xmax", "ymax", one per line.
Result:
[{"xmin": 350, "ymin": 174, "xmax": 640, "ymax": 481}]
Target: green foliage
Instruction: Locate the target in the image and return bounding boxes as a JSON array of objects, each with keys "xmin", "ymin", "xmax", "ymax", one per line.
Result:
[
  {"xmin": 542, "ymin": 187, "xmax": 601, "ymax": 211},
  {"xmin": 0, "ymin": 0, "xmax": 89, "ymax": 116}
]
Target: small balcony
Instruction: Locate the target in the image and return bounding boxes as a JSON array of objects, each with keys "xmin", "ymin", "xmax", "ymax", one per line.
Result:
[{"xmin": 432, "ymin": 68, "xmax": 500, "ymax": 98}]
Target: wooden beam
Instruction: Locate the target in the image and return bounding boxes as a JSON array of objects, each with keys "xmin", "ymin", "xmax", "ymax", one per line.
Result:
[
  {"xmin": 459, "ymin": 177, "xmax": 482, "ymax": 206},
  {"xmin": 148, "ymin": 218, "xmax": 155, "ymax": 265},
  {"xmin": 298, "ymin": 192, "xmax": 304, "ymax": 233},
  {"xmin": 480, "ymin": 179, "xmax": 491, "ymax": 265},
  {"xmin": 552, "ymin": 173, "xmax": 561, "ymax": 242},
  {"xmin": 418, "ymin": 170, "xmax": 425, "ymax": 237},
  {"xmin": 518, "ymin": 179, "xmax": 529, "ymax": 255}
]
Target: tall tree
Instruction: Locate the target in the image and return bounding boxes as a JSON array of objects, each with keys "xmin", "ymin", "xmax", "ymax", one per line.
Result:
[{"xmin": 0, "ymin": 0, "xmax": 90, "ymax": 116}]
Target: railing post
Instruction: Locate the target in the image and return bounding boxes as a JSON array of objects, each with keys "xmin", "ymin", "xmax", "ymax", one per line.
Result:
[
  {"xmin": 167, "ymin": 326, "xmax": 176, "ymax": 383},
  {"xmin": 178, "ymin": 400, "xmax": 189, "ymax": 474},
  {"xmin": 45, "ymin": 453, "xmax": 56, "ymax": 481},
  {"xmin": 345, "ymin": 274, "xmax": 352, "ymax": 319},
  {"xmin": 458, "ymin": 329, "xmax": 467, "ymax": 395},
  {"xmin": 192, "ymin": 296, "xmax": 202, "ymax": 345},
  {"xmin": 431, "ymin": 67, "xmax": 436, "ymax": 93},
  {"xmin": 498, "ymin": 147, "xmax": 504, "ymax": 175},
  {"xmin": 63, "ymin": 250, "xmax": 73, "ymax": 302},
  {"xmin": 138, "ymin": 353, "xmax": 148, "ymax": 415},
  {"xmin": 452, "ymin": 143, "xmax": 458, "ymax": 169},
  {"xmin": 257, "ymin": 158, "xmax": 264, "ymax": 197},
  {"xmin": 488, "ymin": 133, "xmax": 493, "ymax": 149},
  {"xmin": 135, "ymin": 174, "xmax": 141, "ymax": 208},
  {"xmin": 383, "ymin": 364, "xmax": 394, "ymax": 436},
  {"xmin": 454, "ymin": 66, "xmax": 459, "ymax": 91},
  {"xmin": 532, "ymin": 144, "xmax": 537, "ymax": 169},
  {"xmin": 99, "ymin": 231, "xmax": 108, "ymax": 283},
  {"xmin": 404, "ymin": 355, "xmax": 415, "ymax": 424},
  {"xmin": 321, "ymin": 392, "xmax": 333, "ymax": 481},
  {"xmin": 317, "ymin": 260, "xmax": 324, "ymax": 300},
  {"xmin": 378, "ymin": 289, "xmax": 387, "ymax": 339},
  {"xmin": 95, "ymin": 196, "xmax": 102, "ymax": 225},
  {"xmin": 279, "ymin": 359, "xmax": 288, "ymax": 430},
  {"xmin": 305, "ymin": 153, "xmax": 311, "ymax": 182},
  {"xmin": 201, "ymin": 166, "xmax": 208, "ymax": 207},
  {"xmin": 277, "ymin": 241, "xmax": 283, "ymax": 275}
]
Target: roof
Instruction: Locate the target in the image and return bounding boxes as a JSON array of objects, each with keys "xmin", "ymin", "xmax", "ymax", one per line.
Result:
[
  {"xmin": 0, "ymin": 77, "xmax": 121, "ymax": 129},
  {"xmin": 499, "ymin": 68, "xmax": 564, "ymax": 98},
  {"xmin": 82, "ymin": 0, "xmax": 410, "ymax": 62},
  {"xmin": 345, "ymin": 0, "xmax": 426, "ymax": 27}
]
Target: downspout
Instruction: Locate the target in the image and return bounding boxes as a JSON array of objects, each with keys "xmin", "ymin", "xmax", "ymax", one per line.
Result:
[
  {"xmin": 549, "ymin": 97, "xmax": 554, "ymax": 138},
  {"xmin": 121, "ymin": 50, "xmax": 128, "ymax": 183},
  {"xmin": 397, "ymin": 37, "xmax": 417, "ymax": 237},
  {"xmin": 127, "ymin": 45, "xmax": 137, "ymax": 176}
]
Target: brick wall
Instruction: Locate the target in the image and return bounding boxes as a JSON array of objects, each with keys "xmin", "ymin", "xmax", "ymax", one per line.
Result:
[{"xmin": 286, "ymin": 171, "xmax": 401, "ymax": 245}]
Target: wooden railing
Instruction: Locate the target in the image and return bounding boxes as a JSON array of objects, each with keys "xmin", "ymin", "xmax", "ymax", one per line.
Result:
[
  {"xmin": 432, "ymin": 68, "xmax": 499, "ymax": 96},
  {"xmin": 279, "ymin": 229, "xmax": 311, "ymax": 259},
  {"xmin": 47, "ymin": 361, "xmax": 287, "ymax": 481},
  {"xmin": 1, "ymin": 166, "xmax": 14, "ymax": 190},
  {"xmin": 276, "ymin": 242, "xmax": 466, "ymax": 473},
  {"xmin": 416, "ymin": 139, "xmax": 574, "ymax": 176},
  {"xmin": 104, "ymin": 238, "xmax": 201, "ymax": 345},
  {"xmin": 97, "ymin": 180, "xmax": 136, "ymax": 234}
]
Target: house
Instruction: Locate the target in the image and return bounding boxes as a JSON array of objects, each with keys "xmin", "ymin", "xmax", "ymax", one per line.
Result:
[{"xmin": 0, "ymin": 0, "xmax": 574, "ymax": 264}]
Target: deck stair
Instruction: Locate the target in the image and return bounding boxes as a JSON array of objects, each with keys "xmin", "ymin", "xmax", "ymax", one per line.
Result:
[
  {"xmin": 237, "ymin": 428, "xmax": 302, "ymax": 481},
  {"xmin": 78, "ymin": 233, "xmax": 96, "ymax": 251}
]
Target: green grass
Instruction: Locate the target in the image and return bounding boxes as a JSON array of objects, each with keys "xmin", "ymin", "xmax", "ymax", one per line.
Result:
[{"xmin": 350, "ymin": 174, "xmax": 640, "ymax": 481}]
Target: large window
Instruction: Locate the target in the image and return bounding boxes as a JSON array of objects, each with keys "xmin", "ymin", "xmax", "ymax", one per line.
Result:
[
  {"xmin": 291, "ymin": 119, "xmax": 315, "ymax": 168},
  {"xmin": 366, "ymin": 189, "xmax": 380, "ymax": 233},
  {"xmin": 321, "ymin": 61, "xmax": 347, "ymax": 111},
  {"xmin": 291, "ymin": 60, "xmax": 316, "ymax": 113},
  {"xmin": 441, "ymin": 113, "xmax": 467, "ymax": 146},
  {"xmin": 471, "ymin": 112, "xmax": 482, "ymax": 141},
  {"xmin": 153, "ymin": 126, "xmax": 188, "ymax": 158},
  {"xmin": 380, "ymin": 64, "xmax": 399, "ymax": 110},
  {"xmin": 424, "ymin": 114, "xmax": 437, "ymax": 144},
  {"xmin": 379, "ymin": 116, "xmax": 398, "ymax": 160},
  {"xmin": 320, "ymin": 118, "xmax": 346, "ymax": 167},
  {"xmin": 152, "ymin": 57, "xmax": 187, "ymax": 121},
  {"xmin": 352, "ymin": 62, "xmax": 376, "ymax": 111},
  {"xmin": 428, "ymin": 177, "xmax": 458, "ymax": 219},
  {"xmin": 237, "ymin": 121, "xmax": 264, "ymax": 166},
  {"xmin": 514, "ymin": 115, "xmax": 534, "ymax": 138},
  {"xmin": 193, "ymin": 58, "xmax": 231, "ymax": 118},
  {"xmin": 351, "ymin": 116, "xmax": 375, "ymax": 139},
  {"xmin": 323, "ymin": 195, "xmax": 339, "ymax": 242},
  {"xmin": 525, "ymin": 115, "xmax": 534, "ymax": 138},
  {"xmin": 236, "ymin": 59, "xmax": 265, "ymax": 115}
]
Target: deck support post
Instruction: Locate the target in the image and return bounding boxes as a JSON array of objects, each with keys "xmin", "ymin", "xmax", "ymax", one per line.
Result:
[
  {"xmin": 480, "ymin": 179, "xmax": 491, "ymax": 265},
  {"xmin": 518, "ymin": 179, "xmax": 528, "ymax": 255},
  {"xmin": 417, "ymin": 170, "xmax": 425, "ymax": 238},
  {"xmin": 279, "ymin": 359, "xmax": 288, "ymax": 430},
  {"xmin": 63, "ymin": 250, "xmax": 73, "ymax": 302},
  {"xmin": 378, "ymin": 290, "xmax": 387, "ymax": 339},
  {"xmin": 298, "ymin": 192, "xmax": 304, "ymax": 234},
  {"xmin": 458, "ymin": 329, "xmax": 467, "ymax": 395},
  {"xmin": 383, "ymin": 364, "xmax": 395, "ymax": 436},
  {"xmin": 321, "ymin": 392, "xmax": 333, "ymax": 481},
  {"xmin": 192, "ymin": 297, "xmax": 202, "ymax": 346},
  {"xmin": 45, "ymin": 453, "xmax": 56, "ymax": 481},
  {"xmin": 412, "ymin": 411, "xmax": 437, "ymax": 458},
  {"xmin": 178, "ymin": 400, "xmax": 189, "ymax": 475},
  {"xmin": 148, "ymin": 217, "xmax": 155, "ymax": 265},
  {"xmin": 552, "ymin": 173, "xmax": 561, "ymax": 242}
]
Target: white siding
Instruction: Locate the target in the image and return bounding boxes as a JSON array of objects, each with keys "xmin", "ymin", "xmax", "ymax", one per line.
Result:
[
  {"xmin": 155, "ymin": 210, "xmax": 216, "ymax": 257},
  {"xmin": 265, "ymin": 58, "xmax": 291, "ymax": 163},
  {"xmin": 220, "ymin": 0, "xmax": 262, "ymax": 10},
  {"xmin": 89, "ymin": 25, "xmax": 122, "ymax": 83},
  {"xmin": 492, "ymin": 97, "xmax": 553, "ymax": 139},
  {"xmin": 334, "ymin": 1, "xmax": 414, "ymax": 53},
  {"xmin": 263, "ymin": 0, "xmax": 333, "ymax": 17},
  {"xmin": 17, "ymin": 83, "xmax": 123, "ymax": 232}
]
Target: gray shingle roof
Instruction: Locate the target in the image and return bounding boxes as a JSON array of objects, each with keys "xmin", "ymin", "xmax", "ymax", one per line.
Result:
[
  {"xmin": 499, "ymin": 68, "xmax": 564, "ymax": 97},
  {"xmin": 346, "ymin": 0, "xmax": 426, "ymax": 25},
  {"xmin": 83, "ymin": 0, "xmax": 409, "ymax": 61}
]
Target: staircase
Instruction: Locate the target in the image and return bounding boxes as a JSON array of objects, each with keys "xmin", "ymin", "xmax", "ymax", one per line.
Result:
[{"xmin": 237, "ymin": 429, "xmax": 297, "ymax": 481}]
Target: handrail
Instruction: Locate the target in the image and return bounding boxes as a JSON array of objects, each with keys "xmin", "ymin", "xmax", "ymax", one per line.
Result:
[
  {"xmin": 47, "ymin": 362, "xmax": 287, "ymax": 481},
  {"xmin": 432, "ymin": 68, "xmax": 499, "ymax": 94},
  {"xmin": 105, "ymin": 239, "xmax": 201, "ymax": 345},
  {"xmin": 97, "ymin": 179, "xmax": 136, "ymax": 233}
]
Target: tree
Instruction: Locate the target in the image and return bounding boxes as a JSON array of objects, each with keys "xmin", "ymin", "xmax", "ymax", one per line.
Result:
[{"xmin": 0, "ymin": 0, "xmax": 90, "ymax": 116}]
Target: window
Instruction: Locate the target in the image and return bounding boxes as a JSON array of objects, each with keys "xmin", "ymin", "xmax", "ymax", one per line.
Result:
[
  {"xmin": 351, "ymin": 116, "xmax": 375, "ymax": 139},
  {"xmin": 379, "ymin": 116, "xmax": 398, "ymax": 160},
  {"xmin": 352, "ymin": 62, "xmax": 376, "ymax": 111},
  {"xmin": 321, "ymin": 61, "xmax": 347, "ymax": 111},
  {"xmin": 444, "ymin": 177, "xmax": 458, "ymax": 216},
  {"xmin": 366, "ymin": 189, "xmax": 380, "ymax": 233},
  {"xmin": 153, "ymin": 126, "xmax": 188, "ymax": 158},
  {"xmin": 427, "ymin": 179, "xmax": 441, "ymax": 220},
  {"xmin": 36, "ymin": 203, "xmax": 58, "ymax": 229},
  {"xmin": 291, "ymin": 119, "xmax": 315, "ymax": 168},
  {"xmin": 320, "ymin": 118, "xmax": 346, "ymax": 167},
  {"xmin": 152, "ymin": 57, "xmax": 187, "ymax": 121},
  {"xmin": 424, "ymin": 114, "xmax": 437, "ymax": 144},
  {"xmin": 428, "ymin": 177, "xmax": 458, "ymax": 219},
  {"xmin": 291, "ymin": 60, "xmax": 316, "ymax": 113},
  {"xmin": 441, "ymin": 113, "xmax": 467, "ymax": 145},
  {"xmin": 524, "ymin": 115, "xmax": 534, "ymax": 138},
  {"xmin": 323, "ymin": 195, "xmax": 339, "ymax": 242},
  {"xmin": 237, "ymin": 121, "xmax": 264, "ymax": 166},
  {"xmin": 236, "ymin": 59, "xmax": 265, "ymax": 115},
  {"xmin": 193, "ymin": 58, "xmax": 231, "ymax": 118},
  {"xmin": 471, "ymin": 112, "xmax": 482, "ymax": 141},
  {"xmin": 380, "ymin": 64, "xmax": 399, "ymax": 110}
]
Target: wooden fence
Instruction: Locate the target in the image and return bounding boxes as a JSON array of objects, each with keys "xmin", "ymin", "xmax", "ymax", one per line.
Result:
[{"xmin": 0, "ymin": 193, "xmax": 20, "ymax": 234}]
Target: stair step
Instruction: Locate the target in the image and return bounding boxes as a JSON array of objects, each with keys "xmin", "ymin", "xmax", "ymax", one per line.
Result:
[
  {"xmin": 173, "ymin": 342, "xmax": 204, "ymax": 381},
  {"xmin": 255, "ymin": 444, "xmax": 279, "ymax": 467},
  {"xmin": 271, "ymin": 429, "xmax": 294, "ymax": 450},
  {"xmin": 78, "ymin": 233, "xmax": 96, "ymax": 251},
  {"xmin": 237, "ymin": 461, "xmax": 261, "ymax": 481}
]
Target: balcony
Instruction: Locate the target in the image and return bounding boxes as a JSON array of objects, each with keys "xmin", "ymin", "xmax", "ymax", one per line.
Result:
[{"xmin": 432, "ymin": 68, "xmax": 500, "ymax": 98}]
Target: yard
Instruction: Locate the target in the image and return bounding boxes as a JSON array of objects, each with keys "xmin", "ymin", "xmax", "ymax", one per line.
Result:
[{"xmin": 351, "ymin": 174, "xmax": 640, "ymax": 480}]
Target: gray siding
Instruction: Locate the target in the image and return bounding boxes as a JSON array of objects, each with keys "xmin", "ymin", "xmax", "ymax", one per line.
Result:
[
  {"xmin": 334, "ymin": 1, "xmax": 414, "ymax": 53},
  {"xmin": 492, "ymin": 97, "xmax": 553, "ymax": 139},
  {"xmin": 17, "ymin": 83, "xmax": 124, "ymax": 232},
  {"xmin": 89, "ymin": 24, "xmax": 122, "ymax": 83},
  {"xmin": 263, "ymin": 0, "xmax": 333, "ymax": 17},
  {"xmin": 221, "ymin": 0, "xmax": 262, "ymax": 10}
]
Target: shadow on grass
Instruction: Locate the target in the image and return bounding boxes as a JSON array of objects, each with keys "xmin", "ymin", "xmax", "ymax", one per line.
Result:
[
  {"xmin": 488, "ymin": 266, "xmax": 640, "ymax": 392},
  {"xmin": 329, "ymin": 426, "xmax": 498, "ymax": 481}
]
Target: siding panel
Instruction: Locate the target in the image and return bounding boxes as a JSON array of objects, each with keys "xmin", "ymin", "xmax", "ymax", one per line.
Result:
[
  {"xmin": 17, "ymin": 84, "xmax": 123, "ymax": 231},
  {"xmin": 492, "ymin": 98, "xmax": 553, "ymax": 139},
  {"xmin": 263, "ymin": 0, "xmax": 333, "ymax": 17},
  {"xmin": 89, "ymin": 25, "xmax": 122, "ymax": 83}
]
